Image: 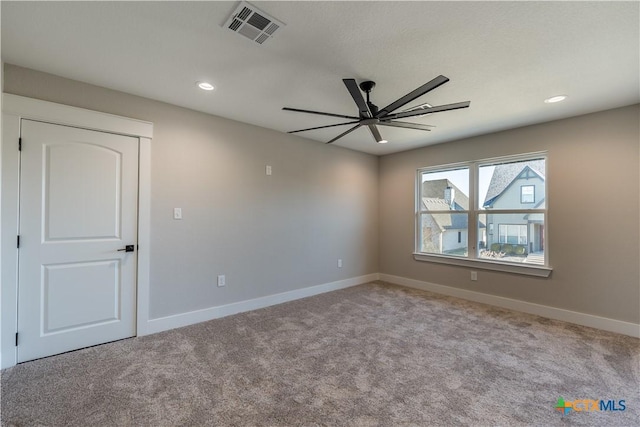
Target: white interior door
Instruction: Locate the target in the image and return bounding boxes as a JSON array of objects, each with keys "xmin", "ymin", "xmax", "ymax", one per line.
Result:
[{"xmin": 17, "ymin": 119, "xmax": 139, "ymax": 362}]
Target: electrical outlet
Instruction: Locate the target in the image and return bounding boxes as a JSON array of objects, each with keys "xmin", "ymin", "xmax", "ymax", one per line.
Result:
[
  {"xmin": 266, "ymin": 165, "xmax": 272, "ymax": 175},
  {"xmin": 471, "ymin": 271, "xmax": 478, "ymax": 281},
  {"xmin": 173, "ymin": 208, "xmax": 182, "ymax": 220},
  {"xmin": 217, "ymin": 274, "xmax": 226, "ymax": 287},
  {"xmin": 337, "ymin": 259, "xmax": 343, "ymax": 268}
]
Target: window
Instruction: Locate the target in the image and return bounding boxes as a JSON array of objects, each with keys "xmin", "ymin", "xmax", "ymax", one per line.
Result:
[
  {"xmin": 417, "ymin": 167, "xmax": 469, "ymax": 257},
  {"xmin": 521, "ymin": 185, "xmax": 535, "ymax": 203},
  {"xmin": 416, "ymin": 153, "xmax": 549, "ymax": 275},
  {"xmin": 498, "ymin": 224, "xmax": 527, "ymax": 244}
]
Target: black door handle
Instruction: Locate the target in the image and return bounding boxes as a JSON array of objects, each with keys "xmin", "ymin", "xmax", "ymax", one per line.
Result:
[{"xmin": 117, "ymin": 245, "xmax": 135, "ymax": 252}]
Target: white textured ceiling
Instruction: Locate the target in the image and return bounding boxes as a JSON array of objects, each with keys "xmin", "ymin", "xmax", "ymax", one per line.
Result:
[{"xmin": 2, "ymin": 1, "xmax": 639, "ymax": 155}]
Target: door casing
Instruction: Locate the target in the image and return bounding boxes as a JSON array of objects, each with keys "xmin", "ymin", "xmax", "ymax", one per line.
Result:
[{"xmin": 1, "ymin": 94, "xmax": 153, "ymax": 368}]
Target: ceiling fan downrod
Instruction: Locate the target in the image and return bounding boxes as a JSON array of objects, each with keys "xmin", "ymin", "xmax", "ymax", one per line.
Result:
[{"xmin": 359, "ymin": 81, "xmax": 378, "ymax": 116}]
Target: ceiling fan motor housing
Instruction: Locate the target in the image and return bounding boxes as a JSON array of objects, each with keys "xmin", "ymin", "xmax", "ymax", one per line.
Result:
[
  {"xmin": 359, "ymin": 81, "xmax": 376, "ymax": 93},
  {"xmin": 367, "ymin": 103, "xmax": 379, "ymax": 116}
]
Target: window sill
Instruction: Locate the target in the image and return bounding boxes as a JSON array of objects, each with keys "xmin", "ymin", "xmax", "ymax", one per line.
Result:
[{"xmin": 412, "ymin": 253, "xmax": 552, "ymax": 278}]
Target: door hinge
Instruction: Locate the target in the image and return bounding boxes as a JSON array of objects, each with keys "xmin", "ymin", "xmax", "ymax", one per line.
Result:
[
  {"xmin": 15, "ymin": 332, "xmax": 19, "ymax": 346},
  {"xmin": 18, "ymin": 137, "xmax": 22, "ymax": 151},
  {"xmin": 17, "ymin": 235, "xmax": 20, "ymax": 249}
]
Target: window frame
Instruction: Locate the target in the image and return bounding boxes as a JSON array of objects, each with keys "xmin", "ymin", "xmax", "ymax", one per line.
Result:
[
  {"xmin": 414, "ymin": 152, "xmax": 551, "ymax": 278},
  {"xmin": 415, "ymin": 164, "xmax": 470, "ymax": 258},
  {"xmin": 520, "ymin": 185, "xmax": 535, "ymax": 204}
]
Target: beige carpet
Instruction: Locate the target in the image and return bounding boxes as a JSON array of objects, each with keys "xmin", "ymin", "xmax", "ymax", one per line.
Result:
[{"xmin": 1, "ymin": 282, "xmax": 639, "ymax": 426}]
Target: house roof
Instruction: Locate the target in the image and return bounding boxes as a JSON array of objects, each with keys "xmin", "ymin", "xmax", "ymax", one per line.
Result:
[
  {"xmin": 421, "ymin": 197, "xmax": 486, "ymax": 230},
  {"xmin": 483, "ymin": 160, "xmax": 545, "ymax": 207},
  {"xmin": 422, "ymin": 179, "xmax": 469, "ymax": 210},
  {"xmin": 422, "ymin": 198, "xmax": 468, "ymax": 230},
  {"xmin": 421, "ymin": 179, "xmax": 487, "ymax": 230}
]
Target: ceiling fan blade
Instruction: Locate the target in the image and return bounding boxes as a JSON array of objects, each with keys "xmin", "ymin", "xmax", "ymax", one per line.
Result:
[
  {"xmin": 283, "ymin": 107, "xmax": 360, "ymax": 120},
  {"xmin": 287, "ymin": 120, "xmax": 361, "ymax": 134},
  {"xmin": 378, "ymin": 121, "xmax": 433, "ymax": 131},
  {"xmin": 367, "ymin": 124, "xmax": 384, "ymax": 142},
  {"xmin": 383, "ymin": 101, "xmax": 470, "ymax": 120},
  {"xmin": 327, "ymin": 124, "xmax": 361, "ymax": 144},
  {"xmin": 343, "ymin": 79, "xmax": 371, "ymax": 118},
  {"xmin": 376, "ymin": 75, "xmax": 449, "ymax": 118}
]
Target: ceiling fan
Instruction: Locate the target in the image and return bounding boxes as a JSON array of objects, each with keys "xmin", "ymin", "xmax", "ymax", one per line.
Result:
[{"xmin": 283, "ymin": 75, "xmax": 470, "ymax": 144}]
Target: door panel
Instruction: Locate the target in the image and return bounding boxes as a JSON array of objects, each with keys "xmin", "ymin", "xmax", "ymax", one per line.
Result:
[
  {"xmin": 43, "ymin": 260, "xmax": 121, "ymax": 334},
  {"xmin": 44, "ymin": 143, "xmax": 123, "ymax": 241},
  {"xmin": 18, "ymin": 120, "xmax": 139, "ymax": 362}
]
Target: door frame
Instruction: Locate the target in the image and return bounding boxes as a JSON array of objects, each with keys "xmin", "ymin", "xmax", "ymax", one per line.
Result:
[{"xmin": 1, "ymin": 94, "xmax": 153, "ymax": 368}]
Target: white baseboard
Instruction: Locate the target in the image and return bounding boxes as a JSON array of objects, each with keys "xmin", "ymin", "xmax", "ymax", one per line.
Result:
[
  {"xmin": 379, "ymin": 273, "xmax": 640, "ymax": 338},
  {"xmin": 5, "ymin": 271, "xmax": 634, "ymax": 370},
  {"xmin": 143, "ymin": 273, "xmax": 380, "ymax": 335}
]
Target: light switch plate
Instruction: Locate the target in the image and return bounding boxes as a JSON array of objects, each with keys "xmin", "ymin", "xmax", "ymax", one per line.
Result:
[{"xmin": 173, "ymin": 208, "xmax": 182, "ymax": 220}]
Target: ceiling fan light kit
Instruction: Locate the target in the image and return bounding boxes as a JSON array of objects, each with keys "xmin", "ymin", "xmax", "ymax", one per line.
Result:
[
  {"xmin": 283, "ymin": 75, "xmax": 470, "ymax": 145},
  {"xmin": 197, "ymin": 82, "xmax": 214, "ymax": 91},
  {"xmin": 544, "ymin": 95, "xmax": 567, "ymax": 103}
]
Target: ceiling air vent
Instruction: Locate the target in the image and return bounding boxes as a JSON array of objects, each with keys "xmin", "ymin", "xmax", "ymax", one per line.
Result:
[{"xmin": 224, "ymin": 1, "xmax": 285, "ymax": 45}]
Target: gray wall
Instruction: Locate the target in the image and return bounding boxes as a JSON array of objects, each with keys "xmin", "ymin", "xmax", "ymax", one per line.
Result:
[
  {"xmin": 380, "ymin": 104, "xmax": 640, "ymax": 323},
  {"xmin": 4, "ymin": 64, "xmax": 379, "ymax": 319},
  {"xmin": 4, "ymin": 65, "xmax": 639, "ymax": 327}
]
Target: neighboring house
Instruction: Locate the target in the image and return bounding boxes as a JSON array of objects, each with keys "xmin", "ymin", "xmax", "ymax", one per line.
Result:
[
  {"xmin": 421, "ymin": 179, "xmax": 471, "ymax": 254},
  {"xmin": 483, "ymin": 160, "xmax": 545, "ymax": 254}
]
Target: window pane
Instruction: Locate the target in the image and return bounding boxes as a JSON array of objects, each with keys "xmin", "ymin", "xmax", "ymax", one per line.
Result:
[
  {"xmin": 499, "ymin": 225, "xmax": 507, "ymax": 243},
  {"xmin": 479, "ymin": 214, "xmax": 545, "ymax": 265},
  {"xmin": 478, "ymin": 213, "xmax": 488, "ymax": 251},
  {"xmin": 521, "ymin": 185, "xmax": 535, "ymax": 203},
  {"xmin": 479, "ymin": 158, "xmax": 545, "ymax": 210},
  {"xmin": 421, "ymin": 168, "xmax": 469, "ymax": 211},
  {"xmin": 420, "ymin": 213, "xmax": 468, "ymax": 256}
]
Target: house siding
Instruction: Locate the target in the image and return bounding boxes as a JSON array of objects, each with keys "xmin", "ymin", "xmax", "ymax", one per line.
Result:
[{"xmin": 485, "ymin": 172, "xmax": 545, "ymax": 252}]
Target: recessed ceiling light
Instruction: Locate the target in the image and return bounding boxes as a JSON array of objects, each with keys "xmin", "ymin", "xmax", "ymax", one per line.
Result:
[
  {"xmin": 197, "ymin": 82, "xmax": 215, "ymax": 91},
  {"xmin": 378, "ymin": 139, "xmax": 389, "ymax": 144},
  {"xmin": 544, "ymin": 95, "xmax": 567, "ymax": 104}
]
